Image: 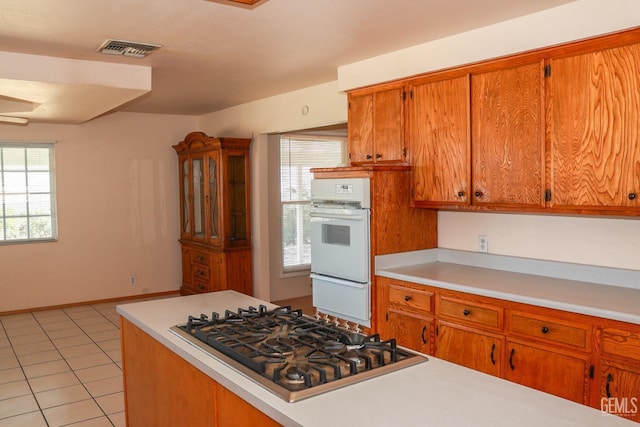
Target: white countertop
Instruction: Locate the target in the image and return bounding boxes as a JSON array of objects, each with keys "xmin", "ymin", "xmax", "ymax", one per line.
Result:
[
  {"xmin": 117, "ymin": 291, "xmax": 635, "ymax": 427},
  {"xmin": 376, "ymin": 249, "xmax": 640, "ymax": 325}
]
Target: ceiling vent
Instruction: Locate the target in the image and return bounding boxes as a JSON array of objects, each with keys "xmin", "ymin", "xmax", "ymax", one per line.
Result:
[{"xmin": 97, "ymin": 39, "xmax": 161, "ymax": 58}]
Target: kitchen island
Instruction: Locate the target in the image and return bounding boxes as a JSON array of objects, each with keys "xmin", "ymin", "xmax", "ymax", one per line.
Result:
[{"xmin": 117, "ymin": 291, "xmax": 635, "ymax": 426}]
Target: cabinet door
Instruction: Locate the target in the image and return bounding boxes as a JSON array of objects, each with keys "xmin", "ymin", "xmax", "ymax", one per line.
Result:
[
  {"xmin": 348, "ymin": 92, "xmax": 374, "ymax": 164},
  {"xmin": 206, "ymin": 151, "xmax": 221, "ymax": 246},
  {"xmin": 410, "ymin": 75, "xmax": 470, "ymax": 205},
  {"xmin": 435, "ymin": 321, "xmax": 502, "ymax": 377},
  {"xmin": 548, "ymin": 43, "xmax": 640, "ymax": 209},
  {"xmin": 600, "ymin": 360, "xmax": 640, "ymax": 422},
  {"xmin": 504, "ymin": 340, "xmax": 590, "ymax": 404},
  {"xmin": 471, "ymin": 62, "xmax": 544, "ymax": 207},
  {"xmin": 373, "ymin": 85, "xmax": 405, "ymax": 163},
  {"xmin": 179, "ymin": 155, "xmax": 191, "ymax": 239},
  {"xmin": 224, "ymin": 151, "xmax": 250, "ymax": 248},
  {"xmin": 191, "ymin": 155, "xmax": 206, "ymax": 241},
  {"xmin": 388, "ymin": 310, "xmax": 432, "ymax": 355}
]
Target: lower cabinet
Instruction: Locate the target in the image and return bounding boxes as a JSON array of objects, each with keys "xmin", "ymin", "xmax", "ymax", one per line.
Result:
[
  {"xmin": 504, "ymin": 339, "xmax": 591, "ymax": 404},
  {"xmin": 388, "ymin": 310, "xmax": 432, "ymax": 355},
  {"xmin": 121, "ymin": 318, "xmax": 280, "ymax": 427},
  {"xmin": 379, "ymin": 275, "xmax": 640, "ymax": 423},
  {"xmin": 599, "ymin": 360, "xmax": 640, "ymax": 422},
  {"xmin": 435, "ymin": 321, "xmax": 503, "ymax": 377}
]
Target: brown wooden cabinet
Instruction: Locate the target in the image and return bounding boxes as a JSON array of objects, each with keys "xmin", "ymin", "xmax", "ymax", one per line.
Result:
[
  {"xmin": 348, "ymin": 82, "xmax": 407, "ymax": 165},
  {"xmin": 598, "ymin": 326, "xmax": 640, "ymax": 421},
  {"xmin": 471, "ymin": 61, "xmax": 544, "ymax": 208},
  {"xmin": 121, "ymin": 318, "xmax": 281, "ymax": 427},
  {"xmin": 173, "ymin": 132, "xmax": 252, "ymax": 296},
  {"xmin": 547, "ymin": 42, "xmax": 640, "ymax": 212},
  {"xmin": 409, "ymin": 73, "xmax": 470, "ymax": 206},
  {"xmin": 383, "ymin": 278, "xmax": 435, "ymax": 354},
  {"xmin": 504, "ymin": 339, "xmax": 591, "ymax": 404},
  {"xmin": 435, "ymin": 321, "xmax": 503, "ymax": 377}
]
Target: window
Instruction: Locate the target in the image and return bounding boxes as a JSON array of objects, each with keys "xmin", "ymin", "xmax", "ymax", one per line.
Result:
[
  {"xmin": 280, "ymin": 134, "xmax": 346, "ymax": 273},
  {"xmin": 0, "ymin": 143, "xmax": 57, "ymax": 243}
]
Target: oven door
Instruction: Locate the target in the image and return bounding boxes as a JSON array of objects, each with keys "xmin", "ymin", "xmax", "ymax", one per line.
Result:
[
  {"xmin": 310, "ymin": 273, "xmax": 370, "ymax": 326},
  {"xmin": 309, "ymin": 206, "xmax": 370, "ymax": 283}
]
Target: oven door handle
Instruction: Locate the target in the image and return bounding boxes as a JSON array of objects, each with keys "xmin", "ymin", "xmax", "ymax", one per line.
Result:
[
  {"xmin": 310, "ymin": 273, "xmax": 367, "ymax": 288},
  {"xmin": 309, "ymin": 211, "xmax": 366, "ymax": 221}
]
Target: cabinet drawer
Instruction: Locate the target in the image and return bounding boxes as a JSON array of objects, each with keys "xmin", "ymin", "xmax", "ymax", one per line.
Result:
[
  {"xmin": 190, "ymin": 279, "xmax": 209, "ymax": 293},
  {"xmin": 388, "ymin": 284, "xmax": 433, "ymax": 314},
  {"xmin": 191, "ymin": 250, "xmax": 209, "ymax": 266},
  {"xmin": 602, "ymin": 328, "xmax": 640, "ymax": 361},
  {"xmin": 192, "ymin": 265, "xmax": 210, "ymax": 281},
  {"xmin": 439, "ymin": 296, "xmax": 502, "ymax": 329},
  {"xmin": 509, "ymin": 312, "xmax": 588, "ymax": 350}
]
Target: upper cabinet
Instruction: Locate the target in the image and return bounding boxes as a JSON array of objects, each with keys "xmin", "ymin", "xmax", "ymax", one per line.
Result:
[
  {"xmin": 409, "ymin": 73, "xmax": 470, "ymax": 206},
  {"xmin": 471, "ymin": 61, "xmax": 544, "ymax": 208},
  {"xmin": 391, "ymin": 27, "xmax": 640, "ymax": 216},
  {"xmin": 547, "ymin": 43, "xmax": 640, "ymax": 211},
  {"xmin": 410, "ymin": 61, "xmax": 544, "ymax": 209},
  {"xmin": 348, "ymin": 81, "xmax": 407, "ymax": 165}
]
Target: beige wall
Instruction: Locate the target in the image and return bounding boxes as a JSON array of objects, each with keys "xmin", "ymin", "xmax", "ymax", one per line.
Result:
[{"xmin": 0, "ymin": 112, "xmax": 197, "ymax": 312}]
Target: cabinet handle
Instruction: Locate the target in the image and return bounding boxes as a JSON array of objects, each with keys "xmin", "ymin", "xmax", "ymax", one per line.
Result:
[
  {"xmin": 404, "ymin": 295, "xmax": 412, "ymax": 302},
  {"xmin": 375, "ymin": 153, "xmax": 382, "ymax": 159},
  {"xmin": 457, "ymin": 191, "xmax": 465, "ymax": 198},
  {"xmin": 606, "ymin": 373, "xmax": 613, "ymax": 398},
  {"xmin": 196, "ymin": 284, "xmax": 205, "ymax": 290},
  {"xmin": 197, "ymin": 269, "xmax": 206, "ymax": 276},
  {"xmin": 421, "ymin": 326, "xmax": 427, "ymax": 344},
  {"xmin": 541, "ymin": 326, "xmax": 549, "ymax": 334},
  {"xmin": 462, "ymin": 309, "xmax": 471, "ymax": 316},
  {"xmin": 474, "ymin": 191, "xmax": 483, "ymax": 198},
  {"xmin": 629, "ymin": 193, "xmax": 637, "ymax": 200},
  {"xmin": 366, "ymin": 154, "xmax": 372, "ymax": 160},
  {"xmin": 490, "ymin": 343, "xmax": 496, "ymax": 365},
  {"xmin": 509, "ymin": 348, "xmax": 515, "ymax": 370},
  {"xmin": 197, "ymin": 255, "xmax": 205, "ymax": 261}
]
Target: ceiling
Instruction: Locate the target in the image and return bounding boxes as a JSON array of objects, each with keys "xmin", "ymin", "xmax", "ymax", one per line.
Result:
[{"xmin": 0, "ymin": 0, "xmax": 576, "ymax": 124}]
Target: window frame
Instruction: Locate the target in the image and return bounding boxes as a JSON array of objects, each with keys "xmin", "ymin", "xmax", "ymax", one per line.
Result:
[
  {"xmin": 278, "ymin": 133, "xmax": 347, "ymax": 277},
  {"xmin": 0, "ymin": 142, "xmax": 58, "ymax": 245}
]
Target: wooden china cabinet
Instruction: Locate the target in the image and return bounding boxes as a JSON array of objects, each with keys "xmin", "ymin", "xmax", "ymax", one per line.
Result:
[{"xmin": 173, "ymin": 132, "xmax": 252, "ymax": 296}]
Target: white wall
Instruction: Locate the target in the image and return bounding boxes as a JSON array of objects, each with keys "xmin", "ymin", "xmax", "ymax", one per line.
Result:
[{"xmin": 0, "ymin": 112, "xmax": 197, "ymax": 312}]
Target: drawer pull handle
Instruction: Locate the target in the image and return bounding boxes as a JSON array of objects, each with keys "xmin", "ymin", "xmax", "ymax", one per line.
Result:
[
  {"xmin": 197, "ymin": 270, "xmax": 206, "ymax": 276},
  {"xmin": 197, "ymin": 255, "xmax": 205, "ymax": 261},
  {"xmin": 474, "ymin": 191, "xmax": 483, "ymax": 198},
  {"xmin": 462, "ymin": 309, "xmax": 471, "ymax": 316},
  {"xmin": 509, "ymin": 348, "xmax": 515, "ymax": 370},
  {"xmin": 404, "ymin": 295, "xmax": 412, "ymax": 302},
  {"xmin": 457, "ymin": 191, "xmax": 465, "ymax": 198},
  {"xmin": 376, "ymin": 153, "xmax": 382, "ymax": 159},
  {"xmin": 490, "ymin": 343, "xmax": 496, "ymax": 365},
  {"xmin": 629, "ymin": 193, "xmax": 637, "ymax": 200},
  {"xmin": 366, "ymin": 154, "xmax": 372, "ymax": 160},
  {"xmin": 541, "ymin": 326, "xmax": 549, "ymax": 334},
  {"xmin": 197, "ymin": 284, "xmax": 205, "ymax": 290},
  {"xmin": 606, "ymin": 373, "xmax": 613, "ymax": 398},
  {"xmin": 421, "ymin": 326, "xmax": 427, "ymax": 344}
]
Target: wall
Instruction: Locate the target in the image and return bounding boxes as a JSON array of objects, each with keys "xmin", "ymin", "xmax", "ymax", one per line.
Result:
[
  {"xmin": 0, "ymin": 112, "xmax": 197, "ymax": 312},
  {"xmin": 199, "ymin": 81, "xmax": 347, "ymax": 301},
  {"xmin": 201, "ymin": 0, "xmax": 640, "ymax": 304}
]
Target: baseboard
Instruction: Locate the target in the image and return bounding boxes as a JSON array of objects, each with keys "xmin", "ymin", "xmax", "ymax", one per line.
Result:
[{"xmin": 0, "ymin": 290, "xmax": 180, "ymax": 316}]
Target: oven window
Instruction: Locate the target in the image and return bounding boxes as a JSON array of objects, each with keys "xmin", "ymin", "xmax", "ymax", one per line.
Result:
[{"xmin": 322, "ymin": 223, "xmax": 350, "ymax": 246}]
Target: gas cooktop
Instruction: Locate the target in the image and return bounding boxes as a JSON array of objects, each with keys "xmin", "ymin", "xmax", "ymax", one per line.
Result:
[{"xmin": 169, "ymin": 305, "xmax": 427, "ymax": 402}]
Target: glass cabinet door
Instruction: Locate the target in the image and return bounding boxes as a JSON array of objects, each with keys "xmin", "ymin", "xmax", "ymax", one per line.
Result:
[
  {"xmin": 180, "ymin": 157, "xmax": 191, "ymax": 238},
  {"xmin": 192, "ymin": 156, "xmax": 205, "ymax": 240},
  {"xmin": 207, "ymin": 152, "xmax": 220, "ymax": 244},
  {"xmin": 227, "ymin": 153, "xmax": 248, "ymax": 243}
]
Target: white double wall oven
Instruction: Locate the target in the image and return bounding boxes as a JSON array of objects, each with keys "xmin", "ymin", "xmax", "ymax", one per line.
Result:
[{"xmin": 309, "ymin": 178, "xmax": 371, "ymax": 327}]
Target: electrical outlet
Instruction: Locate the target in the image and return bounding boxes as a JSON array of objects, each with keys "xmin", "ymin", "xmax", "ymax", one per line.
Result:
[
  {"xmin": 129, "ymin": 275, "xmax": 137, "ymax": 286},
  {"xmin": 478, "ymin": 235, "xmax": 489, "ymax": 253}
]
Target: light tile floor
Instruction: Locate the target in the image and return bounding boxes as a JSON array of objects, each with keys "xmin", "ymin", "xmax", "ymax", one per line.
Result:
[{"xmin": 0, "ymin": 297, "xmax": 162, "ymax": 427}]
